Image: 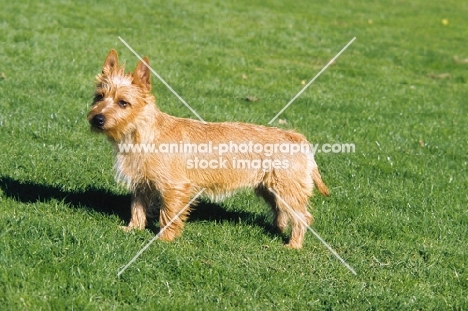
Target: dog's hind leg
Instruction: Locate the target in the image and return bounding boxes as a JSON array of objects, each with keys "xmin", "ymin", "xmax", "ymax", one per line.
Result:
[
  {"xmin": 267, "ymin": 184, "xmax": 313, "ymax": 249},
  {"xmin": 255, "ymin": 186, "xmax": 289, "ymax": 234}
]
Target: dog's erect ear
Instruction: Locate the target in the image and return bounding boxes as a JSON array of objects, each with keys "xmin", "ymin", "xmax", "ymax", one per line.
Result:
[
  {"xmin": 102, "ymin": 50, "xmax": 118, "ymax": 74},
  {"xmin": 133, "ymin": 57, "xmax": 151, "ymax": 90}
]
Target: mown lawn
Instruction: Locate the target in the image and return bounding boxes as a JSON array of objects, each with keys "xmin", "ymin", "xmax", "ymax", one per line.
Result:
[{"xmin": 0, "ymin": 0, "xmax": 467, "ymax": 309}]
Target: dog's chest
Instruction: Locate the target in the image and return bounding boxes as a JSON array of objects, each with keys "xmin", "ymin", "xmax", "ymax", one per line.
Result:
[{"xmin": 114, "ymin": 152, "xmax": 150, "ymax": 188}]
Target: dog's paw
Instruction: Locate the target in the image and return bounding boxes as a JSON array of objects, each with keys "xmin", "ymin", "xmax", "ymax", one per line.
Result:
[
  {"xmin": 119, "ymin": 225, "xmax": 144, "ymax": 232},
  {"xmin": 284, "ymin": 242, "xmax": 303, "ymax": 249},
  {"xmin": 157, "ymin": 229, "xmax": 177, "ymax": 241},
  {"xmin": 119, "ymin": 225, "xmax": 133, "ymax": 232}
]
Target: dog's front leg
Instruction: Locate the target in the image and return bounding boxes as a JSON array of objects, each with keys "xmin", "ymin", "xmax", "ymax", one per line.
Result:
[
  {"xmin": 157, "ymin": 183, "xmax": 192, "ymax": 241},
  {"xmin": 124, "ymin": 187, "xmax": 150, "ymax": 231}
]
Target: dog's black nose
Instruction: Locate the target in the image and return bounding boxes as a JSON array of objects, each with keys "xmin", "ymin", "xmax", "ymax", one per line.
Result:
[{"xmin": 91, "ymin": 114, "xmax": 106, "ymax": 128}]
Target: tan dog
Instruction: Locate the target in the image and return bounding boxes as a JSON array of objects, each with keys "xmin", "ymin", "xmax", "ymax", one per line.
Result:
[{"xmin": 88, "ymin": 50, "xmax": 329, "ymax": 248}]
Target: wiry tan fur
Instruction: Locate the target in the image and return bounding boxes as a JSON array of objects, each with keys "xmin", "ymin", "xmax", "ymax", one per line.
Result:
[{"xmin": 87, "ymin": 50, "xmax": 329, "ymax": 249}]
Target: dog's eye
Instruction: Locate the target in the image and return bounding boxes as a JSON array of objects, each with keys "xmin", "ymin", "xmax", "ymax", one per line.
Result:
[
  {"xmin": 118, "ymin": 100, "xmax": 129, "ymax": 108},
  {"xmin": 93, "ymin": 93, "xmax": 104, "ymax": 102}
]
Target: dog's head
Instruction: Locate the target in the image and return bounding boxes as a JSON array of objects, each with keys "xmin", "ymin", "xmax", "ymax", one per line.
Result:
[{"xmin": 87, "ymin": 50, "xmax": 154, "ymax": 141}]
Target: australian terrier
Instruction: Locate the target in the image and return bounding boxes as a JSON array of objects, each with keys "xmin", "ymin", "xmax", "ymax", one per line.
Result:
[{"xmin": 87, "ymin": 50, "xmax": 329, "ymax": 248}]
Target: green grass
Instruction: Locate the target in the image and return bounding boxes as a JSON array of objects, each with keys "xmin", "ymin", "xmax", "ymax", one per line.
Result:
[{"xmin": 1, "ymin": 0, "xmax": 467, "ymax": 309}]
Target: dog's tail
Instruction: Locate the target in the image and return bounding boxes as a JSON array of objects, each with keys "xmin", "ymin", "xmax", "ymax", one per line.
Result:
[{"xmin": 312, "ymin": 166, "xmax": 329, "ymax": 197}]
